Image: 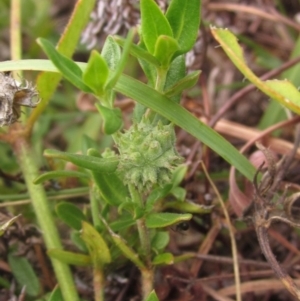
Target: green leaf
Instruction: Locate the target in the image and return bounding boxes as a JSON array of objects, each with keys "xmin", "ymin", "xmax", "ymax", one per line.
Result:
[
  {"xmin": 87, "ymin": 149, "xmax": 129, "ymax": 206},
  {"xmin": 101, "ymin": 36, "xmax": 121, "ymax": 71},
  {"xmin": 0, "ymin": 59, "xmax": 256, "ymax": 181},
  {"xmin": 152, "ymin": 252, "xmax": 174, "ymax": 265},
  {"xmin": 36, "ymin": 0, "xmax": 97, "ymax": 133},
  {"xmin": 47, "ymin": 286, "xmax": 64, "ymax": 301},
  {"xmin": 118, "ymin": 200, "xmax": 144, "ymax": 219},
  {"xmin": 114, "ymin": 35, "xmax": 160, "ymax": 67},
  {"xmin": 171, "ymin": 165, "xmax": 188, "ymax": 187},
  {"xmin": 106, "ymin": 29, "xmax": 134, "ymax": 90},
  {"xmin": 37, "ymin": 38, "xmax": 92, "ymax": 93},
  {"xmin": 0, "ymin": 215, "xmax": 20, "ymax": 236},
  {"xmin": 151, "ymin": 231, "xmax": 170, "ymax": 250},
  {"xmin": 164, "ymin": 200, "xmax": 213, "ymax": 214},
  {"xmin": 8, "ymin": 253, "xmax": 41, "ymax": 297},
  {"xmin": 70, "ymin": 231, "xmax": 88, "ymax": 253},
  {"xmin": 154, "ymin": 35, "xmax": 179, "ymax": 67},
  {"xmin": 110, "ymin": 230, "xmax": 146, "ymax": 270},
  {"xmin": 166, "ymin": 0, "xmax": 201, "ymax": 55},
  {"xmin": 110, "ymin": 215, "xmax": 136, "ymax": 231},
  {"xmin": 170, "ymin": 186, "xmax": 186, "ymax": 202},
  {"xmin": 140, "ymin": 0, "xmax": 173, "ymax": 54},
  {"xmin": 165, "ymin": 71, "xmax": 200, "ymax": 98},
  {"xmin": 95, "ymin": 104, "xmax": 123, "ymax": 134},
  {"xmin": 145, "ymin": 290, "xmax": 160, "ymax": 301},
  {"xmin": 33, "ymin": 170, "xmax": 89, "ymax": 184},
  {"xmin": 81, "ymin": 221, "xmax": 111, "ymax": 268},
  {"xmin": 48, "ymin": 249, "xmax": 91, "ymax": 266},
  {"xmin": 100, "ymin": 216, "xmax": 146, "ymax": 269},
  {"xmin": 145, "ymin": 212, "xmax": 192, "ymax": 228},
  {"xmin": 164, "ymin": 55, "xmax": 186, "ymax": 103},
  {"xmin": 115, "ymin": 75, "xmax": 256, "ymax": 180},
  {"xmin": 82, "ymin": 50, "xmax": 109, "ymax": 95},
  {"xmin": 44, "ymin": 149, "xmax": 119, "ymax": 173},
  {"xmin": 56, "ymin": 202, "xmax": 87, "ymax": 230},
  {"xmin": 211, "ymin": 27, "xmax": 300, "ymax": 115}
]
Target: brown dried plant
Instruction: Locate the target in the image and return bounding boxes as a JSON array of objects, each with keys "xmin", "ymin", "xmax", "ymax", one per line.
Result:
[{"xmin": 244, "ymin": 139, "xmax": 300, "ymax": 300}]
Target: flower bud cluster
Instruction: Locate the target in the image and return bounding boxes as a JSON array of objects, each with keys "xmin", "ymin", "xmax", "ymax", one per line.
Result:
[{"xmin": 117, "ymin": 117, "xmax": 183, "ymax": 193}]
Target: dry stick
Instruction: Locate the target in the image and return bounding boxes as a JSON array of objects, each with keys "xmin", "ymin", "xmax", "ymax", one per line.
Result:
[
  {"xmin": 218, "ymin": 278, "xmax": 300, "ymax": 297},
  {"xmin": 255, "ymin": 226, "xmax": 300, "ymax": 300},
  {"xmin": 207, "ymin": 3, "xmax": 300, "ymax": 32},
  {"xmin": 200, "ymin": 161, "xmax": 242, "ymax": 301},
  {"xmin": 190, "ymin": 221, "xmax": 221, "ymax": 277},
  {"xmin": 201, "ymin": 283, "xmax": 236, "ymax": 301}
]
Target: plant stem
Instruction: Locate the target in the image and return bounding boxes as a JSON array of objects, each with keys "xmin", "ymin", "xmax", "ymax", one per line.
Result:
[
  {"xmin": 128, "ymin": 184, "xmax": 154, "ymax": 298},
  {"xmin": 140, "ymin": 268, "xmax": 154, "ymax": 300},
  {"xmin": 15, "ymin": 138, "xmax": 79, "ymax": 301},
  {"xmin": 93, "ymin": 267, "xmax": 105, "ymax": 301},
  {"xmin": 90, "ymin": 184, "xmax": 102, "ymax": 229}
]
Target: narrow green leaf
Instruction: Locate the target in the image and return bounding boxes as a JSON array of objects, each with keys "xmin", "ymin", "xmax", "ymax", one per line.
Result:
[
  {"xmin": 163, "ymin": 200, "xmax": 213, "ymax": 214},
  {"xmin": 114, "ymin": 35, "xmax": 160, "ymax": 67},
  {"xmin": 56, "ymin": 202, "xmax": 87, "ymax": 230},
  {"xmin": 35, "ymin": 0, "xmax": 97, "ymax": 134},
  {"xmin": 110, "ymin": 231, "xmax": 146, "ymax": 269},
  {"xmin": 145, "ymin": 212, "xmax": 192, "ymax": 228},
  {"xmin": 95, "ymin": 104, "xmax": 123, "ymax": 134},
  {"xmin": 44, "ymin": 149, "xmax": 119, "ymax": 173},
  {"xmin": 81, "ymin": 221, "xmax": 111, "ymax": 268},
  {"xmin": 145, "ymin": 290, "xmax": 160, "ymax": 301},
  {"xmin": 140, "ymin": 0, "xmax": 173, "ymax": 54},
  {"xmin": 154, "ymin": 35, "xmax": 179, "ymax": 67},
  {"xmin": 100, "ymin": 214, "xmax": 146, "ymax": 269},
  {"xmin": 8, "ymin": 254, "xmax": 41, "ymax": 297},
  {"xmin": 82, "ymin": 50, "xmax": 109, "ymax": 95},
  {"xmin": 37, "ymin": 38, "xmax": 92, "ymax": 93},
  {"xmin": 48, "ymin": 249, "xmax": 91, "ymax": 266},
  {"xmin": 0, "ymin": 59, "xmax": 256, "ymax": 180},
  {"xmin": 152, "ymin": 252, "xmax": 174, "ymax": 265},
  {"xmin": 211, "ymin": 27, "xmax": 300, "ymax": 115},
  {"xmin": 33, "ymin": 170, "xmax": 89, "ymax": 184},
  {"xmin": 165, "ymin": 71, "xmax": 200, "ymax": 98},
  {"xmin": 115, "ymin": 75, "xmax": 256, "ymax": 180},
  {"xmin": 166, "ymin": 0, "xmax": 201, "ymax": 54}
]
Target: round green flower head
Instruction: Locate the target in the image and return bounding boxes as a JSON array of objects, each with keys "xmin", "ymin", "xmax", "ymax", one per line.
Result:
[{"xmin": 117, "ymin": 117, "xmax": 183, "ymax": 193}]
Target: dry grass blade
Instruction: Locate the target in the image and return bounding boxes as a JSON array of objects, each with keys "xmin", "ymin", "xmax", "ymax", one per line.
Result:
[{"xmin": 200, "ymin": 161, "xmax": 242, "ymax": 301}]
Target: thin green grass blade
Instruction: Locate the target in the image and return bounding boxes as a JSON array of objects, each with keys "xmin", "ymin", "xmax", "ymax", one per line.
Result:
[{"xmin": 0, "ymin": 59, "xmax": 256, "ymax": 180}]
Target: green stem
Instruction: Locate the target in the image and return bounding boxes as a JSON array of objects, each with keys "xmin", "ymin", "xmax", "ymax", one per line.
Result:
[
  {"xmin": 15, "ymin": 139, "xmax": 79, "ymax": 301},
  {"xmin": 90, "ymin": 184, "xmax": 102, "ymax": 228},
  {"xmin": 140, "ymin": 268, "xmax": 154, "ymax": 300},
  {"xmin": 128, "ymin": 185, "xmax": 151, "ymax": 263},
  {"xmin": 128, "ymin": 184, "xmax": 154, "ymax": 298},
  {"xmin": 93, "ymin": 267, "xmax": 105, "ymax": 301}
]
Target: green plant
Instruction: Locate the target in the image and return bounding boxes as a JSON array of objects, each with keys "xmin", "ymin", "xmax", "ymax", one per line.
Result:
[{"xmin": 5, "ymin": 0, "xmax": 300, "ymax": 300}]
